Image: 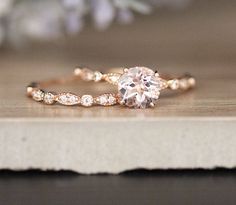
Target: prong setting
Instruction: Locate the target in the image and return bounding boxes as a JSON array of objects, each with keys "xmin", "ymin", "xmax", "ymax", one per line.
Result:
[
  {"xmin": 150, "ymin": 102, "xmax": 155, "ymax": 107},
  {"xmin": 27, "ymin": 67, "xmax": 196, "ymax": 108},
  {"xmin": 117, "ymin": 67, "xmax": 162, "ymax": 108},
  {"xmin": 123, "ymin": 68, "xmax": 129, "ymax": 73},
  {"xmin": 154, "ymin": 71, "xmax": 159, "ymax": 77}
]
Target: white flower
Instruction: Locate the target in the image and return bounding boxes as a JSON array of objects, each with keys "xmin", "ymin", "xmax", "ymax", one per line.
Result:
[
  {"xmin": 117, "ymin": 8, "xmax": 134, "ymax": 24},
  {"xmin": 91, "ymin": 0, "xmax": 115, "ymax": 30},
  {"xmin": 8, "ymin": 1, "xmax": 64, "ymax": 45},
  {"xmin": 62, "ymin": 0, "xmax": 87, "ymax": 33},
  {"xmin": 0, "ymin": 0, "xmax": 192, "ymax": 46}
]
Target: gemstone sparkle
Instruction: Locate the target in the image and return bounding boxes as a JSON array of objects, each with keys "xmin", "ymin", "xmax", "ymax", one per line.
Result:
[
  {"xmin": 43, "ymin": 92, "xmax": 55, "ymax": 104},
  {"xmin": 96, "ymin": 94, "xmax": 117, "ymax": 106},
  {"xmin": 81, "ymin": 95, "xmax": 93, "ymax": 107},
  {"xmin": 32, "ymin": 89, "xmax": 44, "ymax": 101},
  {"xmin": 117, "ymin": 67, "xmax": 161, "ymax": 108},
  {"xmin": 57, "ymin": 93, "xmax": 80, "ymax": 105}
]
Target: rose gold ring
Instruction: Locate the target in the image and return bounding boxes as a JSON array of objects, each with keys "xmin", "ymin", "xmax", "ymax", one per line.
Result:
[{"xmin": 26, "ymin": 66, "xmax": 196, "ymax": 108}]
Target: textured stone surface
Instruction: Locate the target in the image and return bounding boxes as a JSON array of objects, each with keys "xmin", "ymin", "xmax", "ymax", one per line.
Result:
[{"xmin": 0, "ymin": 119, "xmax": 236, "ymax": 174}]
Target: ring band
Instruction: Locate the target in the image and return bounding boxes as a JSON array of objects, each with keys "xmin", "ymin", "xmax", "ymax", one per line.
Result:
[{"xmin": 26, "ymin": 66, "xmax": 196, "ymax": 108}]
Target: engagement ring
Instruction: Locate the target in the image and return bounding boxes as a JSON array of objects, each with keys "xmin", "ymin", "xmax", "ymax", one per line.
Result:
[{"xmin": 27, "ymin": 66, "xmax": 196, "ymax": 108}]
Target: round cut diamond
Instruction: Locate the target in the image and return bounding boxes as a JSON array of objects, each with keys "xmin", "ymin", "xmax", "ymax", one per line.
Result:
[
  {"xmin": 96, "ymin": 94, "xmax": 117, "ymax": 106},
  {"xmin": 81, "ymin": 95, "xmax": 93, "ymax": 107},
  {"xmin": 81, "ymin": 68, "xmax": 94, "ymax": 81},
  {"xmin": 43, "ymin": 92, "xmax": 55, "ymax": 104},
  {"xmin": 32, "ymin": 89, "xmax": 44, "ymax": 101},
  {"xmin": 99, "ymin": 95, "xmax": 108, "ymax": 105},
  {"xmin": 118, "ymin": 67, "xmax": 161, "ymax": 108}
]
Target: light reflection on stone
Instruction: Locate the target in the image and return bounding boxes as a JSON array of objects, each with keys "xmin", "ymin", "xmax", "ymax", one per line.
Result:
[{"xmin": 118, "ymin": 67, "xmax": 161, "ymax": 108}]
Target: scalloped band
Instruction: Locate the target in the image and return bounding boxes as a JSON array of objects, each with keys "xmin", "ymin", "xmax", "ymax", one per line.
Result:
[{"xmin": 26, "ymin": 66, "xmax": 196, "ymax": 108}]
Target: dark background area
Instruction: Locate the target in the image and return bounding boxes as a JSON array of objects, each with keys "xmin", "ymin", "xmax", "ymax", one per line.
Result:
[{"xmin": 0, "ymin": 169, "xmax": 236, "ymax": 205}]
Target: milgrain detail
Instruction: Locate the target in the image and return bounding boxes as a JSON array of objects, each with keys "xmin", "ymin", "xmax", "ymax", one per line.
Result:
[
  {"xmin": 104, "ymin": 73, "xmax": 122, "ymax": 85},
  {"xmin": 56, "ymin": 93, "xmax": 80, "ymax": 106},
  {"xmin": 27, "ymin": 67, "xmax": 195, "ymax": 108},
  {"xmin": 29, "ymin": 89, "xmax": 118, "ymax": 107},
  {"xmin": 95, "ymin": 94, "xmax": 117, "ymax": 106}
]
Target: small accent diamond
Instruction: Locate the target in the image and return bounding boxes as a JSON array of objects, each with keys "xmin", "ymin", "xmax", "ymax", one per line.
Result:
[
  {"xmin": 32, "ymin": 90, "xmax": 44, "ymax": 101},
  {"xmin": 105, "ymin": 73, "xmax": 121, "ymax": 85},
  {"xmin": 108, "ymin": 95, "xmax": 116, "ymax": 105},
  {"xmin": 57, "ymin": 93, "xmax": 80, "ymax": 105},
  {"xmin": 81, "ymin": 68, "xmax": 94, "ymax": 81},
  {"xmin": 179, "ymin": 79, "xmax": 188, "ymax": 90},
  {"xmin": 159, "ymin": 79, "xmax": 168, "ymax": 90},
  {"xmin": 188, "ymin": 77, "xmax": 196, "ymax": 87},
  {"xmin": 96, "ymin": 94, "xmax": 117, "ymax": 106},
  {"xmin": 169, "ymin": 79, "xmax": 179, "ymax": 90},
  {"xmin": 43, "ymin": 92, "xmax": 55, "ymax": 104},
  {"xmin": 74, "ymin": 68, "xmax": 82, "ymax": 76},
  {"xmin": 98, "ymin": 95, "xmax": 107, "ymax": 105},
  {"xmin": 81, "ymin": 95, "xmax": 93, "ymax": 107},
  {"xmin": 94, "ymin": 71, "xmax": 103, "ymax": 82}
]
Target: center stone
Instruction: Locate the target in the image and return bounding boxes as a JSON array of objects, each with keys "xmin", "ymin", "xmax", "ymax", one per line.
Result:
[{"xmin": 118, "ymin": 67, "xmax": 161, "ymax": 108}]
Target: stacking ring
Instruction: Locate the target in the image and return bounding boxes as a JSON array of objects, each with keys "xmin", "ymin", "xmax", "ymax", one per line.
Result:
[{"xmin": 27, "ymin": 66, "xmax": 196, "ymax": 108}]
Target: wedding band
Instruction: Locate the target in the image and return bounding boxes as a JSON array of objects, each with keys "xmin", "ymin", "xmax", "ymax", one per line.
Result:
[{"xmin": 26, "ymin": 66, "xmax": 196, "ymax": 108}]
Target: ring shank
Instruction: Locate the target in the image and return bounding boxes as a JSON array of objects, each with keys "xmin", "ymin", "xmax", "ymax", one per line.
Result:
[
  {"xmin": 106, "ymin": 67, "xmax": 196, "ymax": 91},
  {"xmin": 26, "ymin": 67, "xmax": 196, "ymax": 107}
]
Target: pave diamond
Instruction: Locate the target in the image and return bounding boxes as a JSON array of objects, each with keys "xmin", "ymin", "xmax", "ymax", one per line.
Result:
[
  {"xmin": 43, "ymin": 92, "xmax": 55, "ymax": 104},
  {"xmin": 93, "ymin": 71, "xmax": 103, "ymax": 82},
  {"xmin": 80, "ymin": 68, "xmax": 94, "ymax": 81},
  {"xmin": 81, "ymin": 95, "xmax": 93, "ymax": 107},
  {"xmin": 105, "ymin": 73, "xmax": 121, "ymax": 85},
  {"xmin": 32, "ymin": 89, "xmax": 44, "ymax": 101},
  {"xmin": 57, "ymin": 93, "xmax": 80, "ymax": 105},
  {"xmin": 96, "ymin": 94, "xmax": 117, "ymax": 106},
  {"xmin": 118, "ymin": 67, "xmax": 161, "ymax": 108}
]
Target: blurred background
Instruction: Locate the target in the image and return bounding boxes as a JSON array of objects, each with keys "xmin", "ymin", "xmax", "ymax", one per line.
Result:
[{"xmin": 0, "ymin": 0, "xmax": 235, "ymax": 73}]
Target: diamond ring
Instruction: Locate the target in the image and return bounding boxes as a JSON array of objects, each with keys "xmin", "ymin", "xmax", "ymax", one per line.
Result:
[{"xmin": 27, "ymin": 66, "xmax": 196, "ymax": 108}]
